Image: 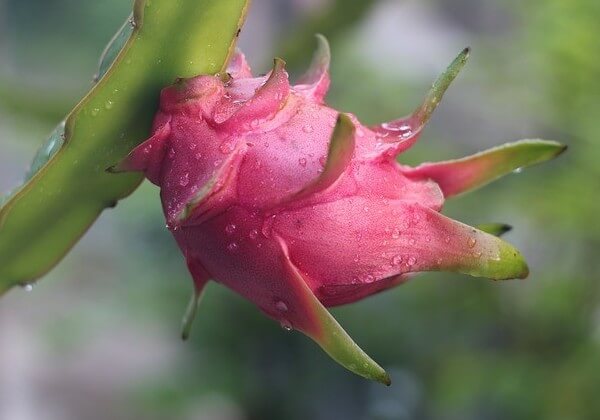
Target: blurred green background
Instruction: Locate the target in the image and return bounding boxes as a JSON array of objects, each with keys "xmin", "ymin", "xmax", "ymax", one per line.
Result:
[{"xmin": 0, "ymin": 0, "xmax": 598, "ymax": 419}]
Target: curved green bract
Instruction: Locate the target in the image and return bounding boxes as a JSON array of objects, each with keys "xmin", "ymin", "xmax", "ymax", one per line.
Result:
[{"xmin": 0, "ymin": 0, "xmax": 250, "ymax": 293}]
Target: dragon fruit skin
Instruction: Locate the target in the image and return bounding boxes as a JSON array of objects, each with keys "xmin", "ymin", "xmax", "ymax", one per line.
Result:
[{"xmin": 116, "ymin": 36, "xmax": 566, "ymax": 384}]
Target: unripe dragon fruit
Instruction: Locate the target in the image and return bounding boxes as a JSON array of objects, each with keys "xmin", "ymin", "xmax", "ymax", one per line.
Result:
[{"xmin": 114, "ymin": 36, "xmax": 565, "ymax": 384}]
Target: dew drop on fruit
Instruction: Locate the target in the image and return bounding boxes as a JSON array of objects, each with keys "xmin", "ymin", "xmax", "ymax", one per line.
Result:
[
  {"xmin": 179, "ymin": 173, "xmax": 189, "ymax": 187},
  {"xmin": 275, "ymin": 301, "xmax": 288, "ymax": 312},
  {"xmin": 280, "ymin": 319, "xmax": 293, "ymax": 331}
]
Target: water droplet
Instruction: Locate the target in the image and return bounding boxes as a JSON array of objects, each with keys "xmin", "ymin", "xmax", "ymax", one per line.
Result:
[
  {"xmin": 249, "ymin": 229, "xmax": 259, "ymax": 240},
  {"xmin": 298, "ymin": 158, "xmax": 307, "ymax": 167},
  {"xmin": 179, "ymin": 173, "xmax": 189, "ymax": 187},
  {"xmin": 91, "ymin": 108, "xmax": 100, "ymax": 117},
  {"xmin": 381, "ymin": 122, "xmax": 413, "ymax": 139},
  {"xmin": 227, "ymin": 242, "xmax": 239, "ymax": 252},
  {"xmin": 219, "ymin": 142, "xmax": 234, "ymax": 154},
  {"xmin": 105, "ymin": 100, "xmax": 114, "ymax": 110},
  {"xmin": 392, "ymin": 255, "xmax": 403, "ymax": 266},
  {"xmin": 261, "ymin": 215, "xmax": 276, "ymax": 238},
  {"xmin": 225, "ymin": 224, "xmax": 237, "ymax": 235},
  {"xmin": 513, "ymin": 167, "xmax": 523, "ymax": 174},
  {"xmin": 468, "ymin": 238, "xmax": 477, "ymax": 248},
  {"xmin": 280, "ymin": 319, "xmax": 293, "ymax": 331},
  {"xmin": 407, "ymin": 256, "xmax": 417, "ymax": 266},
  {"xmin": 22, "ymin": 283, "xmax": 34, "ymax": 292},
  {"xmin": 303, "ymin": 124, "xmax": 314, "ymax": 133},
  {"xmin": 275, "ymin": 301, "xmax": 289, "ymax": 312}
]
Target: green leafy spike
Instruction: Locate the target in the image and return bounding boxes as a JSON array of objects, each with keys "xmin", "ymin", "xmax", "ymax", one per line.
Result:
[
  {"xmin": 405, "ymin": 139, "xmax": 567, "ymax": 198},
  {"xmin": 413, "ymin": 47, "xmax": 470, "ymax": 126},
  {"xmin": 284, "ymin": 113, "xmax": 355, "ymax": 204},
  {"xmin": 477, "ymin": 223, "xmax": 513, "ymax": 237}
]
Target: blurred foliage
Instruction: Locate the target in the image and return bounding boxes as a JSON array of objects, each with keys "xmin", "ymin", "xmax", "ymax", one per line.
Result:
[{"xmin": 1, "ymin": 1, "xmax": 598, "ymax": 420}]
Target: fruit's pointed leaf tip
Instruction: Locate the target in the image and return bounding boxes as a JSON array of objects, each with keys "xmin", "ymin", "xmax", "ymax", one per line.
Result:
[
  {"xmin": 227, "ymin": 49, "xmax": 253, "ymax": 79},
  {"xmin": 282, "ymin": 113, "xmax": 355, "ymax": 204},
  {"xmin": 372, "ymin": 47, "xmax": 469, "ymax": 149},
  {"xmin": 325, "ymin": 113, "xmax": 356, "ymax": 180},
  {"xmin": 405, "ymin": 139, "xmax": 567, "ymax": 198},
  {"xmin": 399, "ymin": 205, "xmax": 527, "ymax": 281},
  {"xmin": 181, "ymin": 291, "xmax": 201, "ymax": 341},
  {"xmin": 297, "ymin": 34, "xmax": 331, "ymax": 101},
  {"xmin": 278, "ymin": 237, "xmax": 390, "ymax": 385},
  {"xmin": 476, "ymin": 223, "xmax": 513, "ymax": 237},
  {"xmin": 497, "ymin": 239, "xmax": 529, "ymax": 280},
  {"xmin": 414, "ymin": 46, "xmax": 470, "ymax": 126}
]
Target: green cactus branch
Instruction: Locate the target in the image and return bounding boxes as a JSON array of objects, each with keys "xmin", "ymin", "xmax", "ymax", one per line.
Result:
[{"xmin": 0, "ymin": 0, "xmax": 250, "ymax": 294}]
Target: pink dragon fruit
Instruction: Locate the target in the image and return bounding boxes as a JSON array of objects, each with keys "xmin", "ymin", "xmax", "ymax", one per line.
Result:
[{"xmin": 114, "ymin": 36, "xmax": 565, "ymax": 384}]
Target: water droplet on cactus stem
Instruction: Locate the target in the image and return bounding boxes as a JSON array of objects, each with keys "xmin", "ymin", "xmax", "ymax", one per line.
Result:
[
  {"xmin": 225, "ymin": 224, "xmax": 237, "ymax": 235},
  {"xmin": 227, "ymin": 242, "xmax": 239, "ymax": 252},
  {"xmin": 22, "ymin": 283, "xmax": 34, "ymax": 292}
]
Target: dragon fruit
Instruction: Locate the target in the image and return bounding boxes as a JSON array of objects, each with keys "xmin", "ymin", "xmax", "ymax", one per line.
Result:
[{"xmin": 114, "ymin": 36, "xmax": 565, "ymax": 384}]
